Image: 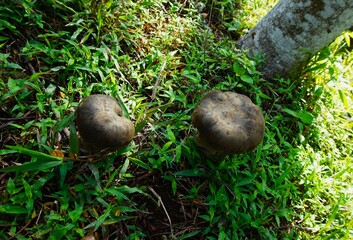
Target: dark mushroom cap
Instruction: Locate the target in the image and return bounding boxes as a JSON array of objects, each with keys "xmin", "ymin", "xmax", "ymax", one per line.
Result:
[
  {"xmin": 191, "ymin": 90, "xmax": 265, "ymax": 155},
  {"xmin": 76, "ymin": 94, "xmax": 135, "ymax": 151}
]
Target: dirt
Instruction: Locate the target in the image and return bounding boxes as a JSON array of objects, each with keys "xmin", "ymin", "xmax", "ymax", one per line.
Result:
[{"xmin": 128, "ymin": 173, "xmax": 209, "ymax": 239}]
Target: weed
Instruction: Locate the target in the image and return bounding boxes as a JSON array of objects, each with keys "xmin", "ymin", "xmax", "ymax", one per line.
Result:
[{"xmin": 0, "ymin": 0, "xmax": 352, "ymax": 239}]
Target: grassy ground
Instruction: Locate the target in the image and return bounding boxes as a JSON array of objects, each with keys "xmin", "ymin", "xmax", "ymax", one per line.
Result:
[{"xmin": 0, "ymin": 0, "xmax": 352, "ymax": 239}]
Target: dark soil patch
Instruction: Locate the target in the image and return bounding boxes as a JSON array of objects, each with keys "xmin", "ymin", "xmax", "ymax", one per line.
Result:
[
  {"xmin": 122, "ymin": 170, "xmax": 209, "ymax": 239},
  {"xmin": 137, "ymin": 183, "xmax": 207, "ymax": 239}
]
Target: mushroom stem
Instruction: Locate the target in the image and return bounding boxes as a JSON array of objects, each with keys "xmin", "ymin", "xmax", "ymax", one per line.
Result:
[{"xmin": 193, "ymin": 131, "xmax": 227, "ymax": 160}]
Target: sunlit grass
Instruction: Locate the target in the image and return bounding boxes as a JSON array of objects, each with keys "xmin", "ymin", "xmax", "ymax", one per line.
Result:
[
  {"xmin": 293, "ymin": 43, "xmax": 353, "ymax": 238},
  {"xmin": 0, "ymin": 0, "xmax": 352, "ymax": 239}
]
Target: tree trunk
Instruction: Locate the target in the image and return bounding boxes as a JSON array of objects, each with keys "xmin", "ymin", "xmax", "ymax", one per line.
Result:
[{"xmin": 238, "ymin": 0, "xmax": 353, "ymax": 78}]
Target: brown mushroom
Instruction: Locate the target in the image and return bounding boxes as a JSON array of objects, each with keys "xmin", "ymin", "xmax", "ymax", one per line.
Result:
[
  {"xmin": 76, "ymin": 94, "xmax": 135, "ymax": 152},
  {"xmin": 191, "ymin": 90, "xmax": 265, "ymax": 159}
]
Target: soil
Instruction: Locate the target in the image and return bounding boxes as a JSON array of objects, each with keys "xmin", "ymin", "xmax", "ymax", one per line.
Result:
[{"xmin": 127, "ymin": 172, "xmax": 209, "ymax": 240}]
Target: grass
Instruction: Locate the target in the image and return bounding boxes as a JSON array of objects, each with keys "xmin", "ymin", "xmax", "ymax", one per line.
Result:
[{"xmin": 0, "ymin": 0, "xmax": 352, "ymax": 239}]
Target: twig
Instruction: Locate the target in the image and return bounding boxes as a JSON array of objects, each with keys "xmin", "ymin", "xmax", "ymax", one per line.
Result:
[
  {"xmin": 193, "ymin": 206, "xmax": 199, "ymax": 224},
  {"xmin": 208, "ymin": 0, "xmax": 214, "ymax": 26},
  {"xmin": 53, "ymin": 111, "xmax": 70, "ymax": 140},
  {"xmin": 36, "ymin": 204, "xmax": 44, "ymax": 225},
  {"xmin": 7, "ymin": 218, "xmax": 33, "ymax": 240},
  {"xmin": 25, "ymin": 61, "xmax": 36, "ymax": 74},
  {"xmin": 0, "ymin": 116, "xmax": 33, "ymax": 121},
  {"xmin": 148, "ymin": 186, "xmax": 174, "ymax": 238},
  {"xmin": 0, "ymin": 111, "xmax": 34, "ymax": 129},
  {"xmin": 0, "ymin": 122, "xmax": 13, "ymax": 130},
  {"xmin": 151, "ymin": 59, "xmax": 167, "ymax": 101},
  {"xmin": 178, "ymin": 194, "xmax": 187, "ymax": 221}
]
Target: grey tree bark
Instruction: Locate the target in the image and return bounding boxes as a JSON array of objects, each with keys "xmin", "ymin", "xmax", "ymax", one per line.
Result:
[{"xmin": 238, "ymin": 0, "xmax": 353, "ymax": 78}]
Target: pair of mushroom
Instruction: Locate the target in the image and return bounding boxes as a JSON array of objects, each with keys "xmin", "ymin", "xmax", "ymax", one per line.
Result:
[{"xmin": 76, "ymin": 91, "xmax": 265, "ymax": 158}]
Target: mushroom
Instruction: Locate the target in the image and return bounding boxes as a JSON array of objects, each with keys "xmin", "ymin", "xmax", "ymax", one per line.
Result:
[
  {"xmin": 76, "ymin": 94, "xmax": 135, "ymax": 152},
  {"xmin": 191, "ymin": 90, "xmax": 265, "ymax": 159}
]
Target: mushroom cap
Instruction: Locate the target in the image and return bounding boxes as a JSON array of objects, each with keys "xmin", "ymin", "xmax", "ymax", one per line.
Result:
[
  {"xmin": 191, "ymin": 90, "xmax": 265, "ymax": 155},
  {"xmin": 76, "ymin": 94, "xmax": 135, "ymax": 151}
]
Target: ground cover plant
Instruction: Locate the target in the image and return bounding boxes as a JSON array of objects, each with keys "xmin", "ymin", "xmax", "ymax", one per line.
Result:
[{"xmin": 0, "ymin": 0, "xmax": 352, "ymax": 239}]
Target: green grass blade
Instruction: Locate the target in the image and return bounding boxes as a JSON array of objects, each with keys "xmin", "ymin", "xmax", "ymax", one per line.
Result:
[
  {"xmin": 320, "ymin": 195, "xmax": 342, "ymax": 232},
  {"xmin": 69, "ymin": 122, "xmax": 79, "ymax": 155},
  {"xmin": 0, "ymin": 159, "xmax": 63, "ymax": 172},
  {"xmin": 0, "ymin": 204, "xmax": 28, "ymax": 214},
  {"xmin": 0, "ymin": 149, "xmax": 17, "ymax": 155},
  {"xmin": 0, "ymin": 145, "xmax": 64, "ymax": 172},
  {"xmin": 5, "ymin": 145, "xmax": 63, "ymax": 161},
  {"xmin": 129, "ymin": 157, "xmax": 152, "ymax": 171}
]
